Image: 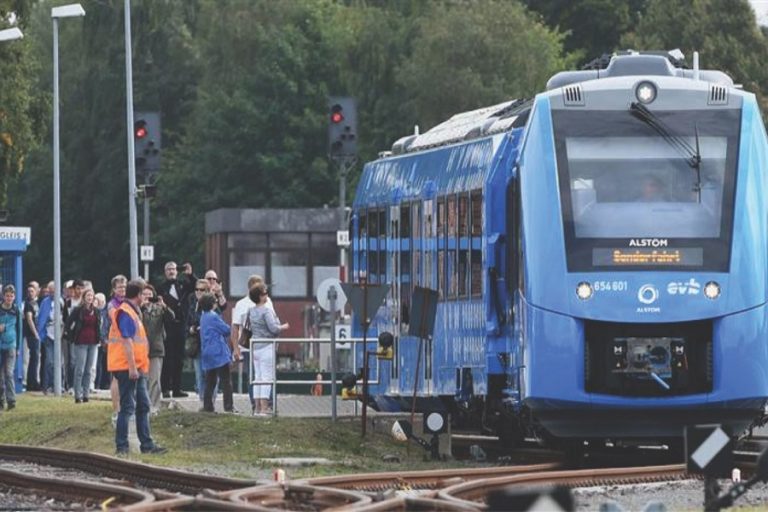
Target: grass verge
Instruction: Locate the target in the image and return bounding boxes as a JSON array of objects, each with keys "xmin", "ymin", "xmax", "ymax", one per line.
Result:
[{"xmin": 0, "ymin": 395, "xmax": 470, "ymax": 479}]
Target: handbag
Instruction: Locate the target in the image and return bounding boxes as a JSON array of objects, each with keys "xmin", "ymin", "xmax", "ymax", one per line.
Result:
[
  {"xmin": 238, "ymin": 314, "xmax": 252, "ymax": 348},
  {"xmin": 185, "ymin": 331, "xmax": 200, "ymax": 358}
]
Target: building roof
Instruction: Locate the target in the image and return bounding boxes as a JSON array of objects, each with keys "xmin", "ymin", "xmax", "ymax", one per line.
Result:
[{"xmin": 205, "ymin": 208, "xmax": 343, "ymax": 234}]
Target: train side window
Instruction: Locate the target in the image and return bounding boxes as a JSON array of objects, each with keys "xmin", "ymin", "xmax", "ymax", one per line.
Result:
[
  {"xmin": 471, "ymin": 190, "xmax": 482, "ymax": 236},
  {"xmin": 448, "ymin": 249, "xmax": 457, "ymax": 298},
  {"xmin": 400, "ymin": 205, "xmax": 412, "ymax": 311},
  {"xmin": 379, "ymin": 208, "xmax": 387, "ymax": 284},
  {"xmin": 458, "ymin": 194, "xmax": 470, "ymax": 297},
  {"xmin": 447, "ymin": 196, "xmax": 457, "ymax": 237},
  {"xmin": 401, "ymin": 205, "xmax": 411, "ymax": 238},
  {"xmin": 437, "ymin": 197, "xmax": 446, "ymax": 299},
  {"xmin": 423, "ymin": 199, "xmax": 434, "ymax": 289},
  {"xmin": 471, "ymin": 249, "xmax": 482, "ymax": 296},
  {"xmin": 412, "ymin": 202, "xmax": 421, "ymax": 288},
  {"xmin": 470, "ymin": 190, "xmax": 483, "ymax": 296},
  {"xmin": 437, "ymin": 198, "xmax": 445, "ymax": 233},
  {"xmin": 458, "ymin": 251, "xmax": 468, "ymax": 297},
  {"xmin": 459, "ymin": 195, "xmax": 469, "ymax": 237},
  {"xmin": 438, "ymin": 252, "xmax": 445, "ymax": 299}
]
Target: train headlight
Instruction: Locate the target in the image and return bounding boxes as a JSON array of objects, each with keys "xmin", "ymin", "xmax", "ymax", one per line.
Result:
[
  {"xmin": 704, "ymin": 281, "xmax": 721, "ymax": 300},
  {"xmin": 636, "ymin": 81, "xmax": 657, "ymax": 104},
  {"xmin": 576, "ymin": 282, "xmax": 594, "ymax": 301}
]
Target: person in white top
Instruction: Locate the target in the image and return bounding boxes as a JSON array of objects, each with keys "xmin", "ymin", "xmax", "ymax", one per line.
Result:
[{"xmin": 231, "ymin": 275, "xmax": 273, "ymax": 412}]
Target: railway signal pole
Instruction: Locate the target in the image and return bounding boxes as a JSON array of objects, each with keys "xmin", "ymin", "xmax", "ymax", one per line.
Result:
[{"xmin": 327, "ymin": 97, "xmax": 358, "ymax": 281}]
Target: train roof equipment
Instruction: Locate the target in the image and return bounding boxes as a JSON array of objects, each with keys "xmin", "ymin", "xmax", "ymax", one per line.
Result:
[
  {"xmin": 390, "ymin": 98, "xmax": 531, "ymax": 155},
  {"xmin": 547, "ymin": 49, "xmax": 734, "ymax": 90}
]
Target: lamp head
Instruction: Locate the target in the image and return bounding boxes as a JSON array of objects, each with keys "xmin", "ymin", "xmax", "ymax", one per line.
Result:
[
  {"xmin": 52, "ymin": 3, "xmax": 85, "ymax": 18},
  {"xmin": 0, "ymin": 28, "xmax": 23, "ymax": 42}
]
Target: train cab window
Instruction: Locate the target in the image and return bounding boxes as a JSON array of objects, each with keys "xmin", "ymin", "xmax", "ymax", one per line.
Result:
[{"xmin": 553, "ymin": 108, "xmax": 739, "ymax": 272}]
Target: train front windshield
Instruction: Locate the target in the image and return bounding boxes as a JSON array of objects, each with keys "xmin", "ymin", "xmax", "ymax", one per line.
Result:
[{"xmin": 553, "ymin": 108, "xmax": 740, "ymax": 271}]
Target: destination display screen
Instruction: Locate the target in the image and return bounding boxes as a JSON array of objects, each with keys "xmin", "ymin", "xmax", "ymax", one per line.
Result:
[{"xmin": 592, "ymin": 247, "xmax": 704, "ymax": 266}]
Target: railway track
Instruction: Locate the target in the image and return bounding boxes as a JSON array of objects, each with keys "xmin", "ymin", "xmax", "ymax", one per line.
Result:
[
  {"xmin": 0, "ymin": 444, "xmax": 257, "ymax": 495},
  {"xmin": 0, "ymin": 466, "xmax": 155, "ymax": 508},
  {"xmin": 0, "ymin": 440, "xmax": 762, "ymax": 510},
  {"xmin": 437, "ymin": 464, "xmax": 691, "ymax": 508},
  {"xmin": 302, "ymin": 462, "xmax": 563, "ymax": 493}
]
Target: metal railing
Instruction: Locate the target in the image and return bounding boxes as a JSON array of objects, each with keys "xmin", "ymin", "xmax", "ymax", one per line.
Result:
[{"xmin": 243, "ymin": 337, "xmax": 379, "ymax": 417}]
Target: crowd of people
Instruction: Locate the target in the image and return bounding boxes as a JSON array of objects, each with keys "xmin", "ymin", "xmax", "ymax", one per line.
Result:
[{"xmin": 8, "ymin": 262, "xmax": 288, "ymax": 455}]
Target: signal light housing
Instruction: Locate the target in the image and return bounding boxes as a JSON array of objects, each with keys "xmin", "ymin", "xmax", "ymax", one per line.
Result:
[
  {"xmin": 327, "ymin": 97, "xmax": 357, "ymax": 158},
  {"xmin": 134, "ymin": 111, "xmax": 161, "ymax": 173}
]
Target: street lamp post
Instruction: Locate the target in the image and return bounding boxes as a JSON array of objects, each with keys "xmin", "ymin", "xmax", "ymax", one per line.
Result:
[
  {"xmin": 124, "ymin": 0, "xmax": 139, "ymax": 279},
  {"xmin": 52, "ymin": 3, "xmax": 85, "ymax": 397}
]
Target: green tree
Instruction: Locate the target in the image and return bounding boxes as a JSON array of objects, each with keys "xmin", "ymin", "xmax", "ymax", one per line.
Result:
[
  {"xmin": 524, "ymin": 0, "xmax": 648, "ymax": 63},
  {"xmin": 9, "ymin": 0, "xmax": 200, "ymax": 289},
  {"xmin": 154, "ymin": 0, "xmax": 342, "ymax": 264},
  {"xmin": 622, "ymin": 0, "xmax": 768, "ymax": 110},
  {"xmin": 0, "ymin": 0, "xmax": 39, "ymax": 209},
  {"xmin": 396, "ymin": 0, "xmax": 570, "ymax": 130}
]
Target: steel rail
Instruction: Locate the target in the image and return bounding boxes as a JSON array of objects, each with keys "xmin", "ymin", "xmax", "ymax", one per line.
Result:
[
  {"xmin": 0, "ymin": 466, "xmax": 154, "ymax": 508},
  {"xmin": 122, "ymin": 495, "xmax": 271, "ymax": 511},
  {"xmin": 0, "ymin": 444, "xmax": 256, "ymax": 494},
  {"xmin": 227, "ymin": 482, "xmax": 373, "ymax": 509},
  {"xmin": 301, "ymin": 462, "xmax": 562, "ymax": 493},
  {"xmin": 437, "ymin": 464, "xmax": 689, "ymax": 508}
]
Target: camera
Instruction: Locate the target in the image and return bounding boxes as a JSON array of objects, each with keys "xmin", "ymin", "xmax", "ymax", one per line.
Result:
[{"xmin": 149, "ymin": 297, "xmax": 159, "ymax": 303}]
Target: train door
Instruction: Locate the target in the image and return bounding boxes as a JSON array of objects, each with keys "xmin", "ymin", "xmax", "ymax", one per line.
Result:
[{"xmin": 388, "ymin": 204, "xmax": 401, "ymax": 393}]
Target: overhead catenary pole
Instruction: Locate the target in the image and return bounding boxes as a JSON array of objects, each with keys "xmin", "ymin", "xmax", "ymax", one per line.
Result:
[{"xmin": 124, "ymin": 0, "xmax": 139, "ymax": 279}]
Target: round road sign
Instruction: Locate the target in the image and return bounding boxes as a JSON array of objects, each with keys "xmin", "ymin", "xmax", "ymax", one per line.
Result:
[{"xmin": 316, "ymin": 277, "xmax": 347, "ymax": 312}]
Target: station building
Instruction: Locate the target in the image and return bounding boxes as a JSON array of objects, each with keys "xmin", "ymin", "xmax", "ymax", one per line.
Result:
[{"xmin": 204, "ymin": 208, "xmax": 342, "ymax": 367}]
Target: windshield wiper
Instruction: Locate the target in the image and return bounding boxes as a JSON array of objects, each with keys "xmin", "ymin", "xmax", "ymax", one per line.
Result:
[{"xmin": 629, "ymin": 102, "xmax": 702, "ymax": 201}]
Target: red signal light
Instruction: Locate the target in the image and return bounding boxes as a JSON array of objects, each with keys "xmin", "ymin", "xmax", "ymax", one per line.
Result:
[
  {"xmin": 331, "ymin": 111, "xmax": 344, "ymax": 124},
  {"xmin": 135, "ymin": 126, "xmax": 147, "ymax": 139}
]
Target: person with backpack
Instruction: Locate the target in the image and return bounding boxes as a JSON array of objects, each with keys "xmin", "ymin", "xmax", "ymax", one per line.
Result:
[{"xmin": 0, "ymin": 285, "xmax": 21, "ymax": 410}]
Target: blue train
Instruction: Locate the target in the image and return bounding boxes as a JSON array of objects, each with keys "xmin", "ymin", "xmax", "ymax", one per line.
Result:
[{"xmin": 350, "ymin": 51, "xmax": 768, "ymax": 447}]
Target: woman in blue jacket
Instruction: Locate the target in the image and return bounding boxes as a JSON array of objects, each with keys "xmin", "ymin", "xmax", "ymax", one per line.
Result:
[
  {"xmin": 199, "ymin": 293, "xmax": 233, "ymax": 413},
  {"xmin": 0, "ymin": 285, "xmax": 21, "ymax": 410}
]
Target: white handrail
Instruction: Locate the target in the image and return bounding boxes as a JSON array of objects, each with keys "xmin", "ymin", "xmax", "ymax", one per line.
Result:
[{"xmin": 246, "ymin": 336, "xmax": 381, "ymax": 416}]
